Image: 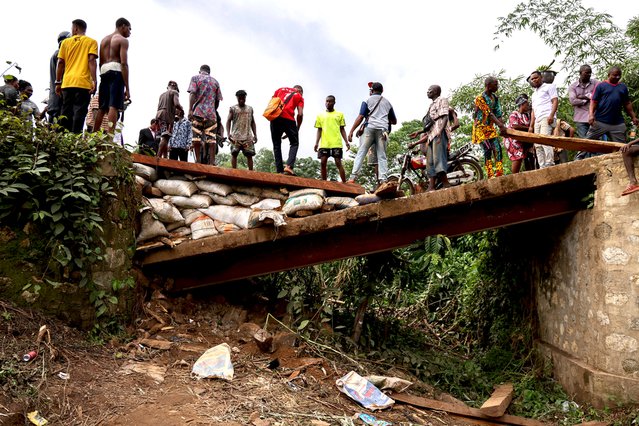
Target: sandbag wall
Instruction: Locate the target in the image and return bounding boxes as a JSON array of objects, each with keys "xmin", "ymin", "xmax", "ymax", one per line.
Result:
[{"xmin": 132, "ymin": 163, "xmax": 365, "ymax": 249}]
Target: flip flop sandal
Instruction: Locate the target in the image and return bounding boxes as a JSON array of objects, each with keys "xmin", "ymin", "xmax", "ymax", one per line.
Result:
[{"xmin": 621, "ymin": 184, "xmax": 639, "ymax": 196}]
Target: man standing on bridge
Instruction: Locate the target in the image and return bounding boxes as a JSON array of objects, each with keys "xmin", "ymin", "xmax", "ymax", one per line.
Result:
[
  {"xmin": 587, "ymin": 66, "xmax": 638, "ymax": 143},
  {"xmin": 569, "ymin": 64, "xmax": 598, "ymax": 159},
  {"xmin": 94, "ymin": 18, "xmax": 132, "ymax": 135}
]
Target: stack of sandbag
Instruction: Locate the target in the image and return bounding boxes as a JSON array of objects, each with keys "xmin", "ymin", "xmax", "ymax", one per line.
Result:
[{"xmin": 132, "ymin": 162, "xmax": 362, "ymax": 247}]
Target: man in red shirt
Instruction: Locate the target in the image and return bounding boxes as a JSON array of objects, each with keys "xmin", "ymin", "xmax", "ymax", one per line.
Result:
[{"xmin": 269, "ymin": 85, "xmax": 304, "ymax": 175}]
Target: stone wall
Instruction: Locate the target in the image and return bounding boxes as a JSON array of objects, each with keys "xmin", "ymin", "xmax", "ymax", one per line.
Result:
[{"xmin": 535, "ymin": 153, "xmax": 639, "ymax": 407}]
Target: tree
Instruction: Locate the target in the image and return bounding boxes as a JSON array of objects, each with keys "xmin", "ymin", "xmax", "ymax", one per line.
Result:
[{"xmin": 494, "ymin": 0, "xmax": 632, "ymax": 82}]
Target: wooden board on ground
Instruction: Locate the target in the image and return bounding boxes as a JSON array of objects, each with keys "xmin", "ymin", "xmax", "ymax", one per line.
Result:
[
  {"xmin": 480, "ymin": 383, "xmax": 514, "ymax": 417},
  {"xmin": 392, "ymin": 392, "xmax": 546, "ymax": 426},
  {"xmin": 131, "ymin": 154, "xmax": 364, "ymax": 196},
  {"xmin": 502, "ymin": 129, "xmax": 625, "ymax": 153}
]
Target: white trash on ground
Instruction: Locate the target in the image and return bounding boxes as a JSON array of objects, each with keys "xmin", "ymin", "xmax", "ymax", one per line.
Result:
[
  {"xmin": 336, "ymin": 371, "xmax": 394, "ymax": 410},
  {"xmin": 191, "ymin": 343, "xmax": 234, "ymax": 380}
]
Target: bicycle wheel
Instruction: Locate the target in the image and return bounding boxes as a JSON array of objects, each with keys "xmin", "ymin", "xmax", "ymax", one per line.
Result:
[{"xmin": 386, "ymin": 175, "xmax": 415, "ymax": 197}]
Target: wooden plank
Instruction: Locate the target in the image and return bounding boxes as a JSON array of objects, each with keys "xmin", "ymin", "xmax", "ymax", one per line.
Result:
[
  {"xmin": 131, "ymin": 153, "xmax": 364, "ymax": 196},
  {"xmin": 502, "ymin": 129, "xmax": 625, "ymax": 153},
  {"xmin": 391, "ymin": 392, "xmax": 546, "ymax": 426},
  {"xmin": 480, "ymin": 383, "xmax": 514, "ymax": 417}
]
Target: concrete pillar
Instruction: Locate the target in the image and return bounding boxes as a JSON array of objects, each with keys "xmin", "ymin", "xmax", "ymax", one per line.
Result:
[{"xmin": 536, "ymin": 154, "xmax": 639, "ymax": 407}]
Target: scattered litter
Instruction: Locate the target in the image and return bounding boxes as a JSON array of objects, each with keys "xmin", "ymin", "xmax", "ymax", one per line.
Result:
[
  {"xmin": 365, "ymin": 375, "xmax": 413, "ymax": 393},
  {"xmin": 191, "ymin": 343, "xmax": 234, "ymax": 380},
  {"xmin": 22, "ymin": 350, "xmax": 37, "ymax": 362},
  {"xmin": 57, "ymin": 372, "xmax": 70, "ymax": 380},
  {"xmin": 120, "ymin": 361, "xmax": 167, "ymax": 383},
  {"xmin": 336, "ymin": 371, "xmax": 394, "ymax": 410},
  {"xmin": 27, "ymin": 411, "xmax": 48, "ymax": 426},
  {"xmin": 355, "ymin": 412, "xmax": 392, "ymax": 426}
]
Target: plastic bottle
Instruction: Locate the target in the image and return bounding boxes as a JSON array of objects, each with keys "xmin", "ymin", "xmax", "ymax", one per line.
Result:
[{"xmin": 630, "ymin": 125, "xmax": 637, "ymax": 139}]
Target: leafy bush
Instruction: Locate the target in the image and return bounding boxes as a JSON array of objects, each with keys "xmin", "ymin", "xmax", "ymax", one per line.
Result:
[{"xmin": 0, "ymin": 110, "xmax": 134, "ymax": 311}]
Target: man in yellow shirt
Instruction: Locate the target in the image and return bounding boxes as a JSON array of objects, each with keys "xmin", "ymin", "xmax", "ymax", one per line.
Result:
[
  {"xmin": 55, "ymin": 19, "xmax": 98, "ymax": 133},
  {"xmin": 314, "ymin": 95, "xmax": 350, "ymax": 182}
]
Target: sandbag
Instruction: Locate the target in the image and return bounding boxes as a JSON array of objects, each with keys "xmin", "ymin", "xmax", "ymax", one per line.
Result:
[
  {"xmin": 166, "ymin": 194, "xmax": 212, "ymax": 209},
  {"xmin": 252, "ymin": 210, "xmax": 287, "ymax": 228},
  {"xmin": 166, "ymin": 220, "xmax": 186, "ymax": 232},
  {"xmin": 137, "ymin": 209, "xmax": 169, "ymax": 243},
  {"xmin": 170, "ymin": 226, "xmax": 192, "ymax": 238},
  {"xmin": 214, "ymin": 220, "xmax": 241, "ymax": 234},
  {"xmin": 154, "ymin": 179, "xmax": 198, "ymax": 197},
  {"xmin": 259, "ymin": 187, "xmax": 289, "ymax": 200},
  {"xmin": 283, "ymin": 194, "xmax": 324, "ymax": 216},
  {"xmin": 208, "ymin": 193, "xmax": 238, "ymax": 206},
  {"xmin": 147, "ymin": 198, "xmax": 184, "ymax": 223},
  {"xmin": 200, "ymin": 206, "xmax": 286, "ymax": 229},
  {"xmin": 132, "ymin": 163, "xmax": 157, "ymax": 182},
  {"xmin": 135, "ymin": 175, "xmax": 151, "ymax": 193},
  {"xmin": 325, "ymin": 196, "xmax": 359, "ymax": 210},
  {"xmin": 195, "ymin": 180, "xmax": 233, "ymax": 196},
  {"xmin": 230, "ymin": 192, "xmax": 260, "ymax": 207},
  {"xmin": 251, "ymin": 199, "xmax": 281, "ymax": 210},
  {"xmin": 199, "ymin": 206, "xmax": 253, "ymax": 229},
  {"xmin": 190, "ymin": 215, "xmax": 218, "ymax": 240},
  {"xmin": 288, "ymin": 188, "xmax": 325, "ymax": 198},
  {"xmin": 231, "ymin": 185, "xmax": 262, "ymax": 197},
  {"xmin": 355, "ymin": 193, "xmax": 381, "ymax": 205},
  {"xmin": 182, "ymin": 209, "xmax": 202, "ymax": 226}
]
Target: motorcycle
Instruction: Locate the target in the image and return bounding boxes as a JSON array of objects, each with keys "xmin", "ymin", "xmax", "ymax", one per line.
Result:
[{"xmin": 387, "ymin": 142, "xmax": 484, "ymax": 195}]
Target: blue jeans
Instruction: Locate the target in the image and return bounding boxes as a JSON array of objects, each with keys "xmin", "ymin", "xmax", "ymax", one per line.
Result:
[{"xmin": 350, "ymin": 128, "xmax": 387, "ymax": 181}]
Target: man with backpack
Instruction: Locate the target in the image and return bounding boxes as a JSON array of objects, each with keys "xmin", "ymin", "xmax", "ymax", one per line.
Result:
[{"xmin": 268, "ymin": 85, "xmax": 304, "ymax": 175}]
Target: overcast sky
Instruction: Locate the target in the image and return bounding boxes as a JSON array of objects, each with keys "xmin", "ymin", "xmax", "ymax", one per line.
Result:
[{"xmin": 2, "ymin": 0, "xmax": 636, "ymax": 159}]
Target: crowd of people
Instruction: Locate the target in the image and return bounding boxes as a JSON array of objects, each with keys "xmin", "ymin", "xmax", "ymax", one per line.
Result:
[{"xmin": 1, "ymin": 17, "xmax": 639, "ymax": 196}]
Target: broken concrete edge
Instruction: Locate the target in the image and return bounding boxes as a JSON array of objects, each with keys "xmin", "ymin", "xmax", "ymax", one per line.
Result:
[{"xmin": 536, "ymin": 340, "xmax": 639, "ymax": 408}]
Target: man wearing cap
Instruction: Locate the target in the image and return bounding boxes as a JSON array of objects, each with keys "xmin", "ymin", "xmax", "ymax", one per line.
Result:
[
  {"xmin": 55, "ymin": 19, "xmax": 98, "ymax": 133},
  {"xmin": 47, "ymin": 31, "xmax": 70, "ymax": 123},
  {"xmin": 0, "ymin": 75, "xmax": 20, "ymax": 108},
  {"xmin": 269, "ymin": 85, "xmax": 304, "ymax": 175},
  {"xmin": 156, "ymin": 80, "xmax": 182, "ymax": 158},
  {"xmin": 188, "ymin": 64, "xmax": 223, "ymax": 165},
  {"xmin": 347, "ymin": 82, "xmax": 396, "ymax": 185}
]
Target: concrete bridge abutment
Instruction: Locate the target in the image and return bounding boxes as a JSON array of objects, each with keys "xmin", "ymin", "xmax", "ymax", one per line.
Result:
[{"xmin": 534, "ymin": 154, "xmax": 639, "ymax": 407}]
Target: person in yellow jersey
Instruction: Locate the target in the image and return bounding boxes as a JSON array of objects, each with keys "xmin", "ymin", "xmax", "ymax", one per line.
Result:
[
  {"xmin": 55, "ymin": 19, "xmax": 98, "ymax": 133},
  {"xmin": 314, "ymin": 95, "xmax": 350, "ymax": 182}
]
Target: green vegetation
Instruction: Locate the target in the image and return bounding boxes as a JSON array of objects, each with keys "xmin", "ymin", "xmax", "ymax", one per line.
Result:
[{"xmin": 0, "ymin": 109, "xmax": 136, "ymax": 323}]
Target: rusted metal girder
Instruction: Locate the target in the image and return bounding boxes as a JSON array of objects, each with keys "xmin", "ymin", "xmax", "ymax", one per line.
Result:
[
  {"xmin": 144, "ymin": 175, "xmax": 594, "ymax": 292},
  {"xmin": 131, "ymin": 153, "xmax": 365, "ymax": 196}
]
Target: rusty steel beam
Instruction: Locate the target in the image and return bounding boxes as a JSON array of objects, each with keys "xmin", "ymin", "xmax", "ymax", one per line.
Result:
[
  {"xmin": 145, "ymin": 176, "xmax": 594, "ymax": 291},
  {"xmin": 131, "ymin": 153, "xmax": 364, "ymax": 196}
]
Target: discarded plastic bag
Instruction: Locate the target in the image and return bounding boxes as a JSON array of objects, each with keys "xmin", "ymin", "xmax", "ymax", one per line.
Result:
[
  {"xmin": 355, "ymin": 413, "xmax": 392, "ymax": 426},
  {"xmin": 191, "ymin": 343, "xmax": 234, "ymax": 380},
  {"xmin": 365, "ymin": 375, "xmax": 413, "ymax": 393},
  {"xmin": 27, "ymin": 411, "xmax": 48, "ymax": 426},
  {"xmin": 336, "ymin": 371, "xmax": 394, "ymax": 410}
]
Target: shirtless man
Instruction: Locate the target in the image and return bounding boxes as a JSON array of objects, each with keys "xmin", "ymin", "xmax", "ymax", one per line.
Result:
[{"xmin": 94, "ymin": 17, "xmax": 131, "ymax": 133}]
